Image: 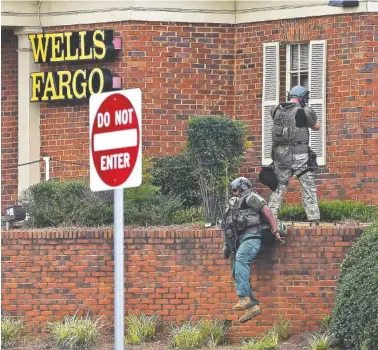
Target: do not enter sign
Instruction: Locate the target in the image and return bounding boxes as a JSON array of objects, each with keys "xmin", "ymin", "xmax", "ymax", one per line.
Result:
[{"xmin": 90, "ymin": 89, "xmax": 142, "ymax": 191}]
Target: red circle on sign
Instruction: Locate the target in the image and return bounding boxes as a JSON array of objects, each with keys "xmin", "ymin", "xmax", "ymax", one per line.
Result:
[{"xmin": 91, "ymin": 93, "xmax": 140, "ymax": 187}]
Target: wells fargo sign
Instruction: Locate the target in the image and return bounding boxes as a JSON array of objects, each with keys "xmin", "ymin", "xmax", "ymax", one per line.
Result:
[{"xmin": 29, "ymin": 29, "xmax": 121, "ymax": 102}]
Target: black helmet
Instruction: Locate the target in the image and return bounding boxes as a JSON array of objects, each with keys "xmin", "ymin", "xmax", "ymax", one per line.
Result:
[{"xmin": 229, "ymin": 177, "xmax": 252, "ymax": 195}]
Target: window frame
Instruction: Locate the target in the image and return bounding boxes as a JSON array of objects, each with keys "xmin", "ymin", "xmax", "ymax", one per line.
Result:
[{"xmin": 285, "ymin": 42, "xmax": 309, "ymax": 94}]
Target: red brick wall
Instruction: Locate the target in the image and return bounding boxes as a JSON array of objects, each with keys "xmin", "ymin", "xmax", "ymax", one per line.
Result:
[
  {"xmin": 235, "ymin": 14, "xmax": 378, "ymax": 204},
  {"xmin": 2, "ymin": 14, "xmax": 378, "ymax": 208},
  {"xmin": 1, "ymin": 30, "xmax": 19, "ymax": 212},
  {"xmin": 39, "ymin": 23, "xmax": 235, "ymax": 181},
  {"xmin": 38, "ymin": 15, "xmax": 378, "ymax": 205},
  {"xmin": 1, "ymin": 226, "xmax": 361, "ymax": 338}
]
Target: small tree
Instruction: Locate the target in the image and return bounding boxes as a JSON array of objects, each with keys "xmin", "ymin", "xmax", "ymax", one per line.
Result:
[{"xmin": 186, "ymin": 116, "xmax": 246, "ymax": 224}]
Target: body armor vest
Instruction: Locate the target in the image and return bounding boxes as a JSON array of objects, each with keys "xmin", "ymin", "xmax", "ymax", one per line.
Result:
[
  {"xmin": 225, "ymin": 193, "xmax": 261, "ymax": 234},
  {"xmin": 272, "ymin": 104, "xmax": 309, "ymax": 154}
]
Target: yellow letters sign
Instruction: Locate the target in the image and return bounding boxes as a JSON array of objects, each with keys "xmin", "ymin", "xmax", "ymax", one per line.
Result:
[{"xmin": 29, "ymin": 30, "xmax": 120, "ymax": 102}]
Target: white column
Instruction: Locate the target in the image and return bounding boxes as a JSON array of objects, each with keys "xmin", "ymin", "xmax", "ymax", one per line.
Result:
[{"xmin": 14, "ymin": 27, "xmax": 41, "ymax": 197}]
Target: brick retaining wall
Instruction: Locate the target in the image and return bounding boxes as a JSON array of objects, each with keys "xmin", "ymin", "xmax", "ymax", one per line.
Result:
[{"xmin": 1, "ymin": 225, "xmax": 362, "ymax": 338}]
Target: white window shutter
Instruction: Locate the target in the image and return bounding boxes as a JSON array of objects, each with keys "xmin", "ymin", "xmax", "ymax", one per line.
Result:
[
  {"xmin": 262, "ymin": 42, "xmax": 280, "ymax": 166},
  {"xmin": 309, "ymin": 40, "xmax": 327, "ymax": 166}
]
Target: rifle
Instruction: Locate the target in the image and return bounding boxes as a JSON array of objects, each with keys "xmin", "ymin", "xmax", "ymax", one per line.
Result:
[{"xmin": 220, "ymin": 200, "xmax": 239, "ymax": 259}]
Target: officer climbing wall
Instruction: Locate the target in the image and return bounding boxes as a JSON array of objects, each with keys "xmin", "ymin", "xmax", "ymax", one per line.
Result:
[
  {"xmin": 221, "ymin": 177, "xmax": 286, "ymax": 323},
  {"xmin": 268, "ymin": 85, "xmax": 321, "ymax": 224}
]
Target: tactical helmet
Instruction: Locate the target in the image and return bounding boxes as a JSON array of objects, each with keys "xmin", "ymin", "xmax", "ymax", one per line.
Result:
[
  {"xmin": 229, "ymin": 177, "xmax": 252, "ymax": 195},
  {"xmin": 288, "ymin": 85, "xmax": 310, "ymax": 107}
]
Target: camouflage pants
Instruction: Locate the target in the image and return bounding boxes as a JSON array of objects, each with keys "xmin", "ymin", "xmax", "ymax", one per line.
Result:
[{"xmin": 268, "ymin": 153, "xmax": 320, "ymax": 221}]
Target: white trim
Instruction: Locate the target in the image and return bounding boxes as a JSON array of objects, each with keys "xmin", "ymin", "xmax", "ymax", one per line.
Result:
[
  {"xmin": 236, "ymin": 1, "xmax": 368, "ymax": 24},
  {"xmin": 15, "ymin": 28, "xmax": 41, "ymax": 196},
  {"xmin": 367, "ymin": 0, "xmax": 378, "ymax": 12},
  {"xmin": 286, "ymin": 45, "xmax": 291, "ymax": 96},
  {"xmin": 262, "ymin": 42, "xmax": 280, "ymax": 166},
  {"xmin": 309, "ymin": 40, "xmax": 327, "ymax": 166},
  {"xmin": 1, "ymin": 1, "xmax": 369, "ymax": 27}
]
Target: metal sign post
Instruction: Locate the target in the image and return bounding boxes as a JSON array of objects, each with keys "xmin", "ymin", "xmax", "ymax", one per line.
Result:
[
  {"xmin": 114, "ymin": 188, "xmax": 124, "ymax": 349},
  {"xmin": 89, "ymin": 89, "xmax": 142, "ymax": 350}
]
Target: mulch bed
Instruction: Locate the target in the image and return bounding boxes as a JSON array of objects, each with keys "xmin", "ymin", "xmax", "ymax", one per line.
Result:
[{"xmin": 6, "ymin": 333, "xmax": 308, "ymax": 350}]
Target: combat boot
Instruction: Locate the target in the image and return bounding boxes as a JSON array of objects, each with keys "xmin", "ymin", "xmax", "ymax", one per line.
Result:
[
  {"xmin": 238, "ymin": 305, "xmax": 262, "ymax": 323},
  {"xmin": 232, "ymin": 297, "xmax": 253, "ymax": 311}
]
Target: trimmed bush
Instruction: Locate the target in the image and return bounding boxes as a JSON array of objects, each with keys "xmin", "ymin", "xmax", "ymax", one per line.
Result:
[
  {"xmin": 151, "ymin": 153, "xmax": 201, "ymax": 208},
  {"xmin": 125, "ymin": 191, "xmax": 184, "ymax": 226},
  {"xmin": 186, "ymin": 116, "xmax": 247, "ymax": 224},
  {"xmin": 330, "ymin": 223, "xmax": 378, "ymax": 349},
  {"xmin": 20, "ymin": 155, "xmax": 203, "ymax": 227},
  {"xmin": 187, "ymin": 116, "xmax": 246, "ymax": 167},
  {"xmin": 124, "ymin": 154, "xmax": 201, "ymax": 226},
  {"xmin": 20, "ymin": 181, "xmax": 113, "ymax": 227},
  {"xmin": 279, "ymin": 200, "xmax": 377, "ymax": 222}
]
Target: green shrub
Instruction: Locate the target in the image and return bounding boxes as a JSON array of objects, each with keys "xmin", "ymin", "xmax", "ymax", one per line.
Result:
[
  {"xmin": 186, "ymin": 116, "xmax": 246, "ymax": 224},
  {"xmin": 1, "ymin": 315, "xmax": 25, "ymax": 348},
  {"xmin": 125, "ymin": 314, "xmax": 159, "ymax": 344},
  {"xmin": 151, "ymin": 153, "xmax": 202, "ymax": 208},
  {"xmin": 169, "ymin": 207, "xmax": 204, "ymax": 225},
  {"xmin": 169, "ymin": 319, "xmax": 229, "ymax": 349},
  {"xmin": 47, "ymin": 314, "xmax": 103, "ymax": 349},
  {"xmin": 187, "ymin": 116, "xmax": 246, "ymax": 167},
  {"xmin": 20, "ymin": 154, "xmax": 203, "ymax": 227},
  {"xmin": 20, "ymin": 181, "xmax": 113, "ymax": 227},
  {"xmin": 279, "ymin": 200, "xmax": 377, "ymax": 222},
  {"xmin": 330, "ymin": 223, "xmax": 378, "ymax": 350},
  {"xmin": 125, "ymin": 191, "xmax": 184, "ymax": 226},
  {"xmin": 124, "ymin": 154, "xmax": 201, "ymax": 226}
]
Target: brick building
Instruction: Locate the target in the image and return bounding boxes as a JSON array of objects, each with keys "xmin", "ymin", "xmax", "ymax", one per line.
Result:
[{"xmin": 2, "ymin": 1, "xmax": 378, "ymax": 213}]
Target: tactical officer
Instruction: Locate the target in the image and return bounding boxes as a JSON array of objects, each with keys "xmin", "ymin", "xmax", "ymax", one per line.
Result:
[
  {"xmin": 222, "ymin": 177, "xmax": 285, "ymax": 323},
  {"xmin": 268, "ymin": 85, "xmax": 321, "ymax": 224}
]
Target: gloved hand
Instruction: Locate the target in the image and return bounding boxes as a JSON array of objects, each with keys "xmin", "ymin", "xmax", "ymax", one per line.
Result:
[{"xmin": 223, "ymin": 244, "xmax": 231, "ymax": 259}]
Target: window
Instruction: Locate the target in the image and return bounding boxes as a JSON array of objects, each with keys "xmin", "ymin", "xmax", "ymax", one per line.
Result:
[
  {"xmin": 262, "ymin": 40, "xmax": 327, "ymax": 166},
  {"xmin": 287, "ymin": 44, "xmax": 309, "ymax": 91}
]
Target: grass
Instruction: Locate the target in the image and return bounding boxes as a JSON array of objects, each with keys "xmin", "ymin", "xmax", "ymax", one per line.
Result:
[
  {"xmin": 46, "ymin": 313, "xmax": 104, "ymax": 349},
  {"xmin": 279, "ymin": 200, "xmax": 377, "ymax": 222},
  {"xmin": 238, "ymin": 318, "xmax": 290, "ymax": 350},
  {"xmin": 125, "ymin": 314, "xmax": 159, "ymax": 344},
  {"xmin": 168, "ymin": 318, "xmax": 229, "ymax": 349},
  {"xmin": 303, "ymin": 332, "xmax": 337, "ymax": 350},
  {"xmin": 360, "ymin": 341, "xmax": 368, "ymax": 350},
  {"xmin": 238, "ymin": 331, "xmax": 279, "ymax": 350},
  {"xmin": 320, "ymin": 315, "xmax": 331, "ymax": 332},
  {"xmin": 271, "ymin": 317, "xmax": 291, "ymax": 341},
  {"xmin": 1, "ymin": 315, "xmax": 25, "ymax": 348}
]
